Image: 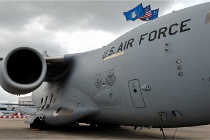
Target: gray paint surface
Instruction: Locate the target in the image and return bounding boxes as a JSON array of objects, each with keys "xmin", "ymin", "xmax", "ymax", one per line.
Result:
[{"xmin": 1, "ymin": 3, "xmax": 210, "ymax": 129}]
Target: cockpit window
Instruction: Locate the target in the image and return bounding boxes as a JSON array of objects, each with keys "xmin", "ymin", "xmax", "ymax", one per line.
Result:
[{"xmin": 205, "ymin": 9, "xmax": 210, "ymax": 24}]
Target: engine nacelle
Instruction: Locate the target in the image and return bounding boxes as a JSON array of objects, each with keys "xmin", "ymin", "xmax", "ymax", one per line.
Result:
[{"xmin": 0, "ymin": 47, "xmax": 47, "ymax": 95}]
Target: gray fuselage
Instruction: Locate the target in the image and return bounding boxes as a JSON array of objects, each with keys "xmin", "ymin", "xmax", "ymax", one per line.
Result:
[{"xmin": 31, "ymin": 3, "xmax": 210, "ymax": 128}]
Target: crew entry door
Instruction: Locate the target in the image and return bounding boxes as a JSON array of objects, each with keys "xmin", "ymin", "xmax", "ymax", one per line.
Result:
[{"xmin": 128, "ymin": 79, "xmax": 146, "ymax": 108}]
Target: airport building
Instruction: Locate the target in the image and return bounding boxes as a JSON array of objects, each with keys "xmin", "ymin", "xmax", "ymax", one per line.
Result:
[
  {"xmin": 0, "ymin": 96, "xmax": 37, "ymax": 115},
  {"xmin": 16, "ymin": 96, "xmax": 36, "ymax": 115},
  {"xmin": 18, "ymin": 96, "xmax": 33, "ymax": 105}
]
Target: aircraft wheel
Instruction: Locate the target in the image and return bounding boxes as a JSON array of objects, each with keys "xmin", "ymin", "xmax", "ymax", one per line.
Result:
[
  {"xmin": 38, "ymin": 122, "xmax": 47, "ymax": 130},
  {"xmin": 30, "ymin": 123, "xmax": 34, "ymax": 129},
  {"xmin": 90, "ymin": 124, "xmax": 97, "ymax": 127},
  {"xmin": 30, "ymin": 118, "xmax": 46, "ymax": 130}
]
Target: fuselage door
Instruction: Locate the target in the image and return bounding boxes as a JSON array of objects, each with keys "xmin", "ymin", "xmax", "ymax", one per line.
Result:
[{"xmin": 128, "ymin": 79, "xmax": 146, "ymax": 108}]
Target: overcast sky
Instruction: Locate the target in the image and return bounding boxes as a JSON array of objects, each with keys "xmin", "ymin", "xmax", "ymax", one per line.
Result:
[{"xmin": 0, "ymin": 0, "xmax": 209, "ymax": 102}]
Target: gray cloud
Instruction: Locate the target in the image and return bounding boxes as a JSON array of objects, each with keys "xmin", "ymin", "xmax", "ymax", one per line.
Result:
[
  {"xmin": 0, "ymin": 1, "xmax": 174, "ymax": 57},
  {"xmin": 0, "ymin": 88, "xmax": 18, "ymax": 102},
  {"xmin": 0, "ymin": 1, "xmax": 173, "ymax": 33},
  {"xmin": 0, "ymin": 26, "xmax": 68, "ymax": 56}
]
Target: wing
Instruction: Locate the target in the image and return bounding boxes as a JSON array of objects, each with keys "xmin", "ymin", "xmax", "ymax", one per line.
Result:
[{"xmin": 0, "ymin": 103, "xmax": 34, "ymax": 107}]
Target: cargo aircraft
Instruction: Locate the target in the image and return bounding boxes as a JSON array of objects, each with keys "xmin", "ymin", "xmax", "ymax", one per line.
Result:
[{"xmin": 1, "ymin": 3, "xmax": 210, "ymax": 135}]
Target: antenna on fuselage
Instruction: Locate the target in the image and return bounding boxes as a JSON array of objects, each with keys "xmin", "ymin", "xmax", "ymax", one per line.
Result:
[{"xmin": 160, "ymin": 112, "xmax": 166, "ymax": 140}]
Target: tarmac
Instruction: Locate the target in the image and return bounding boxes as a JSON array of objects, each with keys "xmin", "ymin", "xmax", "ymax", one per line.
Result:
[{"xmin": 0, "ymin": 118, "xmax": 210, "ymax": 139}]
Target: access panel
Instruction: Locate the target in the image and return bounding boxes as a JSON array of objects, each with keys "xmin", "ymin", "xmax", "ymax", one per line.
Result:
[{"xmin": 128, "ymin": 79, "xmax": 146, "ymax": 108}]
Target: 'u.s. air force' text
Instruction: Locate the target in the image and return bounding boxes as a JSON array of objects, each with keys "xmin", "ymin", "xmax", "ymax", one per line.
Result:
[{"xmin": 102, "ymin": 19, "xmax": 191, "ymax": 59}]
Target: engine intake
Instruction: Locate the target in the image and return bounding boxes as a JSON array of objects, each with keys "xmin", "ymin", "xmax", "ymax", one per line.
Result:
[{"xmin": 0, "ymin": 47, "xmax": 47, "ymax": 95}]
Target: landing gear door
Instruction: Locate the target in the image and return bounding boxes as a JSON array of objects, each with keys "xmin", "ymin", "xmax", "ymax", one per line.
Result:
[{"xmin": 128, "ymin": 79, "xmax": 146, "ymax": 108}]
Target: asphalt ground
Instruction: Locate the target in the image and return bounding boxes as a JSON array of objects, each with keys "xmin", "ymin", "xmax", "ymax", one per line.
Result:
[{"xmin": 0, "ymin": 118, "xmax": 209, "ymax": 139}]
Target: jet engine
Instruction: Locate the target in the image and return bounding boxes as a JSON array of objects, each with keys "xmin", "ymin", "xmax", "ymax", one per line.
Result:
[{"xmin": 0, "ymin": 47, "xmax": 47, "ymax": 95}]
